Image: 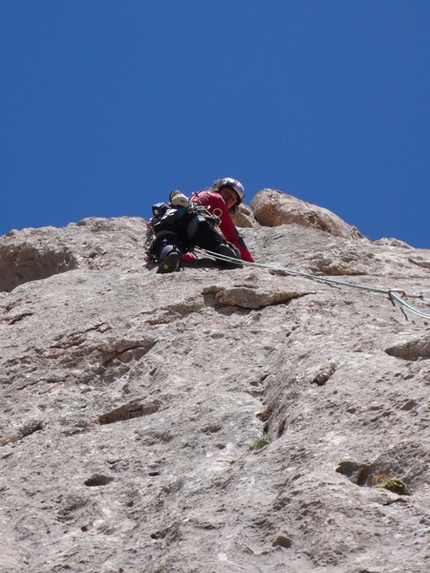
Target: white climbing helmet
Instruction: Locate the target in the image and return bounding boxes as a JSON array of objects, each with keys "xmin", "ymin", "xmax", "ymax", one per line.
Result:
[{"xmin": 220, "ymin": 178, "xmax": 245, "ymax": 204}]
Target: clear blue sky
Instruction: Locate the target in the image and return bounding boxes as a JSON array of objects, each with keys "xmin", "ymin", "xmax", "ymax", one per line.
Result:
[{"xmin": 1, "ymin": 1, "xmax": 429, "ymax": 248}]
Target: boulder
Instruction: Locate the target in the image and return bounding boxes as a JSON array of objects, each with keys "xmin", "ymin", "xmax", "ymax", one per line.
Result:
[{"xmin": 251, "ymin": 188, "xmax": 362, "ymax": 239}]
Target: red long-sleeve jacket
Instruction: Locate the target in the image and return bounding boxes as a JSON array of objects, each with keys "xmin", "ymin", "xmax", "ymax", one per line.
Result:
[{"xmin": 191, "ymin": 191, "xmax": 254, "ymax": 263}]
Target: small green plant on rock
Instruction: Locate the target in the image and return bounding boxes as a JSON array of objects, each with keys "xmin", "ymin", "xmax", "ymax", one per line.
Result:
[
  {"xmin": 249, "ymin": 432, "xmax": 271, "ymax": 451},
  {"xmin": 374, "ymin": 478, "xmax": 408, "ymax": 495}
]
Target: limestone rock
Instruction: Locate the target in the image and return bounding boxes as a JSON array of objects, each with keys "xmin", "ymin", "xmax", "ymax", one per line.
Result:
[
  {"xmin": 1, "ymin": 210, "xmax": 430, "ymax": 573},
  {"xmin": 0, "ymin": 216, "xmax": 147, "ymax": 292},
  {"xmin": 231, "ymin": 203, "xmax": 259, "ymax": 228},
  {"xmin": 409, "ymin": 254, "xmax": 430, "ymax": 269},
  {"xmin": 385, "ymin": 336, "xmax": 430, "ymax": 361},
  {"xmin": 251, "ymin": 188, "xmax": 362, "ymax": 239},
  {"xmin": 202, "ymin": 284, "xmax": 308, "ymax": 309}
]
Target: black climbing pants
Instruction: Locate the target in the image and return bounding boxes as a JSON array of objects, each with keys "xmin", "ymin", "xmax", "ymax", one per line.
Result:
[{"xmin": 153, "ymin": 218, "xmax": 231, "ymax": 261}]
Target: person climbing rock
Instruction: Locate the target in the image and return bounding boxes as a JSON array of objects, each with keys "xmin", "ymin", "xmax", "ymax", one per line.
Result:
[
  {"xmin": 190, "ymin": 178, "xmax": 254, "ymax": 264},
  {"xmin": 147, "ymin": 178, "xmax": 253, "ymax": 273}
]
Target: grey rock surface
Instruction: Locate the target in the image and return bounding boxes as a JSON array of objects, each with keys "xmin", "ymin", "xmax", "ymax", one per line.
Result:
[{"xmin": 1, "ymin": 201, "xmax": 430, "ymax": 573}]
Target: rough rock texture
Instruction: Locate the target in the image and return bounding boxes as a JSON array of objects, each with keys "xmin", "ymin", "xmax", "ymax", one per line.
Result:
[
  {"xmin": 231, "ymin": 203, "xmax": 259, "ymax": 228},
  {"xmin": 251, "ymin": 188, "xmax": 362, "ymax": 239},
  {"xmin": 0, "ymin": 217, "xmax": 145, "ymax": 292},
  {"xmin": 1, "ymin": 196, "xmax": 430, "ymax": 573}
]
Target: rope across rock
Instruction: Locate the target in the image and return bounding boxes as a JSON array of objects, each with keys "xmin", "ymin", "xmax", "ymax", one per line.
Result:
[{"xmin": 202, "ymin": 248, "xmax": 430, "ymax": 321}]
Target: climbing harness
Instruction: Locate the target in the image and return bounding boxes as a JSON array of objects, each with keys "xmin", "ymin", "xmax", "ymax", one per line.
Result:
[
  {"xmin": 201, "ymin": 249, "xmax": 430, "ymax": 321},
  {"xmin": 145, "ymin": 202, "xmax": 221, "ymax": 263}
]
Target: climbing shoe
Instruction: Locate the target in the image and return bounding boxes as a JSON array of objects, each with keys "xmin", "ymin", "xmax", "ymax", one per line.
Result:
[
  {"xmin": 157, "ymin": 251, "xmax": 181, "ymax": 273},
  {"xmin": 217, "ymin": 244, "xmax": 242, "ymax": 269}
]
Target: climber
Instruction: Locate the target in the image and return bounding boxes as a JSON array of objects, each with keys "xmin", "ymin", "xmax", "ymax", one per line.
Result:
[
  {"xmin": 190, "ymin": 178, "xmax": 254, "ymax": 264},
  {"xmin": 147, "ymin": 178, "xmax": 254, "ymax": 273}
]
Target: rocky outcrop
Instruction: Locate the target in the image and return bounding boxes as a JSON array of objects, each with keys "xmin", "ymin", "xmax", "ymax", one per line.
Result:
[
  {"xmin": 1, "ymin": 200, "xmax": 430, "ymax": 573},
  {"xmin": 251, "ymin": 188, "xmax": 362, "ymax": 239},
  {"xmin": 231, "ymin": 203, "xmax": 259, "ymax": 228},
  {"xmin": 0, "ymin": 217, "xmax": 147, "ymax": 292}
]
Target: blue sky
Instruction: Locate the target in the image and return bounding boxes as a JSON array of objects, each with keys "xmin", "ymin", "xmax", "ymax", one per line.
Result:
[{"xmin": 1, "ymin": 1, "xmax": 429, "ymax": 248}]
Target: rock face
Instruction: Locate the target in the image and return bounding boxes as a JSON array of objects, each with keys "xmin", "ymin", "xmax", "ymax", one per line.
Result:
[
  {"xmin": 251, "ymin": 188, "xmax": 362, "ymax": 239},
  {"xmin": 1, "ymin": 194, "xmax": 430, "ymax": 573},
  {"xmin": 231, "ymin": 203, "xmax": 259, "ymax": 228}
]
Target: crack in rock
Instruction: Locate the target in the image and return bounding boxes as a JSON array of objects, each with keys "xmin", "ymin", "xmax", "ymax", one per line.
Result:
[
  {"xmin": 84, "ymin": 474, "xmax": 114, "ymax": 487},
  {"xmin": 409, "ymin": 257, "xmax": 430, "ymax": 270},
  {"xmin": 386, "ymin": 337, "xmax": 430, "ymax": 361},
  {"xmin": 98, "ymin": 401, "xmax": 160, "ymax": 425}
]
